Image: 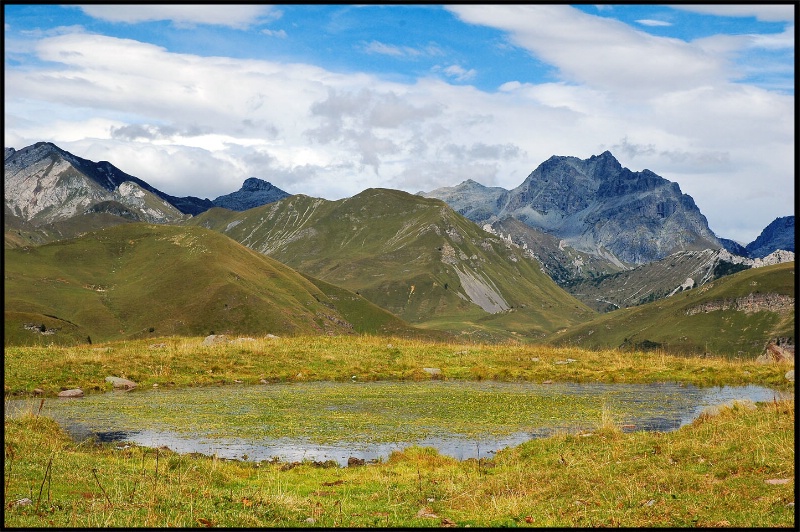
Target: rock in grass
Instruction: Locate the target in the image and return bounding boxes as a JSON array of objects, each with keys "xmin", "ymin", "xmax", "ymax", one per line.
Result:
[
  {"xmin": 202, "ymin": 334, "xmax": 228, "ymax": 346},
  {"xmin": 105, "ymin": 376, "xmax": 138, "ymax": 390},
  {"xmin": 58, "ymin": 388, "xmax": 84, "ymax": 398},
  {"xmin": 785, "ymin": 370, "xmax": 794, "ymax": 382}
]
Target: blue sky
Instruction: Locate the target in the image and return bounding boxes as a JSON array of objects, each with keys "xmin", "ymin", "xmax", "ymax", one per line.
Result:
[{"xmin": 4, "ymin": 4, "xmax": 795, "ymax": 243}]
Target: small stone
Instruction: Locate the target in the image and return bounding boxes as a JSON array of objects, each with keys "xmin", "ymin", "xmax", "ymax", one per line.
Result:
[
  {"xmin": 422, "ymin": 367, "xmax": 441, "ymax": 376},
  {"xmin": 305, "ymin": 518, "xmax": 316, "ymax": 524},
  {"xmin": 152, "ymin": 383, "xmax": 159, "ymax": 388},
  {"xmin": 347, "ymin": 456, "xmax": 365, "ymax": 467},
  {"xmin": 765, "ymin": 478, "xmax": 791, "ymax": 485},
  {"xmin": 105, "ymin": 376, "xmax": 138, "ymax": 389},
  {"xmin": 57, "ymin": 388, "xmax": 83, "ymax": 398},
  {"xmin": 259, "ymin": 379, "xmax": 268, "ymax": 385},
  {"xmin": 415, "ymin": 507, "xmax": 439, "ymax": 519},
  {"xmin": 33, "ymin": 388, "xmax": 44, "ymax": 395},
  {"xmin": 785, "ymin": 370, "xmax": 794, "ymax": 382},
  {"xmin": 14, "ymin": 498, "xmax": 32, "ymax": 507}
]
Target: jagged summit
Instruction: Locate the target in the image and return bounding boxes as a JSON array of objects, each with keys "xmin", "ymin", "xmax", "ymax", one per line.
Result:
[
  {"xmin": 423, "ymin": 151, "xmax": 721, "ymax": 266},
  {"xmin": 212, "ymin": 178, "xmax": 290, "ymax": 211}
]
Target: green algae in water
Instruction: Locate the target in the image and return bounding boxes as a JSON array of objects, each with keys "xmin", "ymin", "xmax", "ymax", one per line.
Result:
[{"xmin": 14, "ymin": 381, "xmax": 788, "ymax": 465}]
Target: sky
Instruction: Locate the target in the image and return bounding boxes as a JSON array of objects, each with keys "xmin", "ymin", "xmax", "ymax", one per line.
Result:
[{"xmin": 3, "ymin": 4, "xmax": 795, "ymax": 244}]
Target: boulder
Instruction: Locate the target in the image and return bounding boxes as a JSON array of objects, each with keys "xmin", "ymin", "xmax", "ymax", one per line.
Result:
[
  {"xmin": 756, "ymin": 341, "xmax": 795, "ymax": 364},
  {"xmin": 422, "ymin": 367, "xmax": 442, "ymax": 377},
  {"xmin": 105, "ymin": 376, "xmax": 138, "ymax": 390},
  {"xmin": 347, "ymin": 456, "xmax": 365, "ymax": 467},
  {"xmin": 202, "ymin": 334, "xmax": 228, "ymax": 346},
  {"xmin": 58, "ymin": 388, "xmax": 84, "ymax": 398}
]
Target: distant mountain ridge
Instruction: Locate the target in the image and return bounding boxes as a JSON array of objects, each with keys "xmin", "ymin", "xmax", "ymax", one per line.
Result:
[
  {"xmin": 745, "ymin": 216, "xmax": 794, "ymax": 258},
  {"xmin": 421, "ymin": 151, "xmax": 722, "ymax": 266},
  {"xmin": 3, "ymin": 142, "xmax": 291, "ymax": 230}
]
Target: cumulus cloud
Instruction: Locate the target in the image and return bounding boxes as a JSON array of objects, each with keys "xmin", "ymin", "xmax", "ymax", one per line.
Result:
[
  {"xmin": 4, "ymin": 6, "xmax": 794, "ymax": 243},
  {"xmin": 77, "ymin": 5, "xmax": 280, "ymax": 29}
]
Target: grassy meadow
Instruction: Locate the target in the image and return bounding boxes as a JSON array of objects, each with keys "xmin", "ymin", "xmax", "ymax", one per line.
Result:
[{"xmin": 4, "ymin": 335, "xmax": 795, "ymax": 527}]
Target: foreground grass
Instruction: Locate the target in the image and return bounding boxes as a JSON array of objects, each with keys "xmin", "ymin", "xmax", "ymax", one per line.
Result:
[
  {"xmin": 3, "ymin": 335, "xmax": 794, "ymax": 397},
  {"xmin": 4, "ymin": 398, "xmax": 794, "ymax": 527}
]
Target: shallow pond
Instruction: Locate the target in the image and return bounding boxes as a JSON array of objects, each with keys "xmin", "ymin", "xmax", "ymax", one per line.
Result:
[{"xmin": 6, "ymin": 381, "xmax": 790, "ymax": 466}]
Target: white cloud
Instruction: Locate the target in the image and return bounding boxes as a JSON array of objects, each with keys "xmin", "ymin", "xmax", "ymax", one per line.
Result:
[
  {"xmin": 77, "ymin": 5, "xmax": 280, "ymax": 29},
  {"xmin": 361, "ymin": 40, "xmax": 443, "ymax": 58},
  {"xmin": 363, "ymin": 40, "xmax": 418, "ymax": 57},
  {"xmin": 671, "ymin": 5, "xmax": 795, "ymax": 23},
  {"xmin": 447, "ymin": 5, "xmax": 731, "ymax": 96},
  {"xmin": 4, "ymin": 7, "xmax": 794, "ymax": 244},
  {"xmin": 261, "ymin": 28, "xmax": 287, "ymax": 39},
  {"xmin": 440, "ymin": 64, "xmax": 477, "ymax": 82},
  {"xmin": 636, "ymin": 19, "xmax": 672, "ymax": 27}
]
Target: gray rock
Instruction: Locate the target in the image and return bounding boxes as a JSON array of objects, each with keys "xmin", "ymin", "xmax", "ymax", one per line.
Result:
[
  {"xmin": 422, "ymin": 367, "xmax": 442, "ymax": 376},
  {"xmin": 58, "ymin": 388, "xmax": 84, "ymax": 398},
  {"xmin": 105, "ymin": 376, "xmax": 138, "ymax": 389},
  {"xmin": 202, "ymin": 334, "xmax": 228, "ymax": 346},
  {"xmin": 785, "ymin": 370, "xmax": 794, "ymax": 382}
]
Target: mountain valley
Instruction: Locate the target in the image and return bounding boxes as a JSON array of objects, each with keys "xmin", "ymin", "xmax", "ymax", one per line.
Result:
[{"xmin": 4, "ymin": 142, "xmax": 794, "ymax": 355}]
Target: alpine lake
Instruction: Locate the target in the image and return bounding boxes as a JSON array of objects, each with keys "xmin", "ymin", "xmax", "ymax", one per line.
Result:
[{"xmin": 5, "ymin": 380, "xmax": 790, "ymax": 467}]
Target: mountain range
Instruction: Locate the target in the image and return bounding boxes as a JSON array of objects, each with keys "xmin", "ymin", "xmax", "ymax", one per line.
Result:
[
  {"xmin": 419, "ymin": 151, "xmax": 723, "ymax": 266},
  {"xmin": 4, "ymin": 141, "xmax": 794, "ymax": 354}
]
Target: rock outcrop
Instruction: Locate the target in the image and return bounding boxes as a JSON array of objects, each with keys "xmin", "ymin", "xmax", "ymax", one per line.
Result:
[
  {"xmin": 212, "ymin": 177, "xmax": 290, "ymax": 211},
  {"xmin": 756, "ymin": 338, "xmax": 795, "ymax": 364}
]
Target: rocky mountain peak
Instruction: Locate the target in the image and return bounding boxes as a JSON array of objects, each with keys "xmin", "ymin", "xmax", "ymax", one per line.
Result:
[
  {"xmin": 423, "ymin": 151, "xmax": 722, "ymax": 266},
  {"xmin": 212, "ymin": 178, "xmax": 290, "ymax": 211},
  {"xmin": 745, "ymin": 215, "xmax": 795, "ymax": 258},
  {"xmin": 241, "ymin": 177, "xmax": 277, "ymax": 191}
]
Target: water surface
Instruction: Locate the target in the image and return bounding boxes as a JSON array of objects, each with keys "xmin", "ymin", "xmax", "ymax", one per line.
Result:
[{"xmin": 6, "ymin": 381, "xmax": 788, "ymax": 466}]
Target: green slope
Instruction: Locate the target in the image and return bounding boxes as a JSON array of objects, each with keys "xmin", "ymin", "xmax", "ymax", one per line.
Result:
[
  {"xmin": 187, "ymin": 189, "xmax": 595, "ymax": 341},
  {"xmin": 548, "ymin": 262, "xmax": 795, "ymax": 358},
  {"xmin": 4, "ymin": 223, "xmax": 429, "ymax": 346}
]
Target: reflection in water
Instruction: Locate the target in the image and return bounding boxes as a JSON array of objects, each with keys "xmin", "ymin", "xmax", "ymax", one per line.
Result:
[{"xmin": 6, "ymin": 381, "xmax": 789, "ymax": 467}]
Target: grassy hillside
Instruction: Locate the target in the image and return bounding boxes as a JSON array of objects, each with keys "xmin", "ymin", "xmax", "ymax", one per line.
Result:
[
  {"xmin": 4, "ymin": 223, "xmax": 431, "ymax": 346},
  {"xmin": 187, "ymin": 189, "xmax": 595, "ymax": 341},
  {"xmin": 549, "ymin": 262, "xmax": 795, "ymax": 358}
]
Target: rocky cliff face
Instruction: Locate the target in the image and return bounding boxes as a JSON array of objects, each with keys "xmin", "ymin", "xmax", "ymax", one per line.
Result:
[
  {"xmin": 4, "ymin": 142, "xmax": 188, "ymax": 225},
  {"xmin": 212, "ymin": 177, "xmax": 290, "ymax": 211},
  {"xmin": 745, "ymin": 216, "xmax": 794, "ymax": 258},
  {"xmin": 422, "ymin": 151, "xmax": 722, "ymax": 266}
]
